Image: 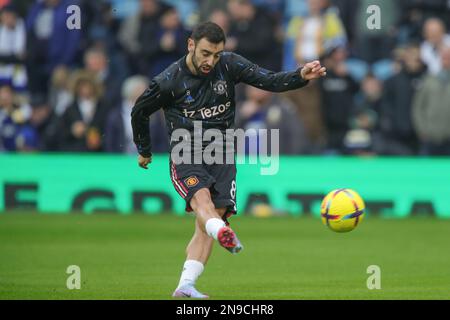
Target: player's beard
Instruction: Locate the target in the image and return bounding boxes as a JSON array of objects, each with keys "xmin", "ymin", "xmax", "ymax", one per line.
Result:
[{"xmin": 192, "ymin": 48, "xmax": 213, "ymax": 76}]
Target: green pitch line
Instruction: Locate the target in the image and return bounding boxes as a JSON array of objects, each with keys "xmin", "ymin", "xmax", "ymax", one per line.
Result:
[{"xmin": 0, "ymin": 214, "xmax": 449, "ymax": 300}]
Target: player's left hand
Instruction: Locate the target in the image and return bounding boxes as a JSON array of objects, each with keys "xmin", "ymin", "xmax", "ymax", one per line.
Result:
[{"xmin": 301, "ymin": 60, "xmax": 327, "ymax": 80}]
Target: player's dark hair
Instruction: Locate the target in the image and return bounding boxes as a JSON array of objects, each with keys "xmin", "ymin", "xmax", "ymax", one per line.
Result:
[{"xmin": 190, "ymin": 22, "xmax": 226, "ymax": 44}]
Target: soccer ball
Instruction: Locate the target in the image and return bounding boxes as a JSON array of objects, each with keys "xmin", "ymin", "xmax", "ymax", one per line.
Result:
[{"xmin": 321, "ymin": 189, "xmax": 365, "ymax": 233}]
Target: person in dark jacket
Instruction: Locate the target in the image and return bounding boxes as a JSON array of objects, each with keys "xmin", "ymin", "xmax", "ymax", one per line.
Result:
[
  {"xmin": 118, "ymin": 0, "xmax": 173, "ymax": 75},
  {"xmin": 25, "ymin": 0, "xmax": 81, "ymax": 98},
  {"xmin": 319, "ymin": 47, "xmax": 359, "ymax": 153},
  {"xmin": 147, "ymin": 7, "xmax": 189, "ymax": 78},
  {"xmin": 57, "ymin": 71, "xmax": 107, "ymax": 152},
  {"xmin": 378, "ymin": 44, "xmax": 426, "ymax": 155},
  {"xmin": 344, "ymin": 74, "xmax": 382, "ymax": 155},
  {"xmin": 227, "ymin": 0, "xmax": 282, "ymax": 71}
]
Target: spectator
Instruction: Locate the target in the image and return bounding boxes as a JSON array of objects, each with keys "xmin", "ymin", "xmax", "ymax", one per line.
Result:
[
  {"xmin": 147, "ymin": 7, "xmax": 189, "ymax": 78},
  {"xmin": 287, "ymin": 0, "xmax": 347, "ymax": 65},
  {"xmin": 283, "ymin": 0, "xmax": 344, "ymax": 152},
  {"xmin": 236, "ymin": 85, "xmax": 309, "ymax": 155},
  {"xmin": 378, "ymin": 44, "xmax": 425, "ymax": 155},
  {"xmin": 25, "ymin": 0, "xmax": 81, "ymax": 101},
  {"xmin": 84, "ymin": 1, "xmax": 122, "ymax": 53},
  {"xmin": 397, "ymin": 0, "xmax": 450, "ymax": 43},
  {"xmin": 83, "ymin": 46, "xmax": 126, "ymax": 110},
  {"xmin": 48, "ymin": 65, "xmax": 73, "ymax": 116},
  {"xmin": 210, "ymin": 9, "xmax": 253, "ymax": 58},
  {"xmin": 42, "ymin": 67, "xmax": 73, "ymax": 151},
  {"xmin": 208, "ymin": 9, "xmax": 230, "ymax": 36},
  {"xmin": 73, "ymin": 9, "xmax": 129, "ymax": 107},
  {"xmin": 0, "ymin": 84, "xmax": 37, "ymax": 152},
  {"xmin": 319, "ymin": 46, "xmax": 359, "ymax": 153},
  {"xmin": 57, "ymin": 71, "xmax": 107, "ymax": 152},
  {"xmin": 0, "ymin": 5, "xmax": 27, "ymax": 92},
  {"xmin": 420, "ymin": 18, "xmax": 450, "ymax": 75},
  {"xmin": 163, "ymin": 0, "xmax": 198, "ymax": 28},
  {"xmin": 227, "ymin": 0, "xmax": 282, "ymax": 71},
  {"xmin": 28, "ymin": 95, "xmax": 54, "ymax": 151},
  {"xmin": 118, "ymin": 0, "xmax": 173, "ymax": 75},
  {"xmin": 198, "ymin": 0, "xmax": 228, "ymax": 23},
  {"xmin": 77, "ymin": 0, "xmax": 104, "ymax": 54},
  {"xmin": 344, "ymin": 75, "xmax": 382, "ymax": 155},
  {"xmin": 412, "ymin": 46, "xmax": 450, "ymax": 155},
  {"xmin": 357, "ymin": 74, "xmax": 383, "ymax": 116},
  {"xmin": 209, "ymin": 9, "xmax": 245, "ymax": 55},
  {"xmin": 104, "ymin": 75, "xmax": 148, "ymax": 154},
  {"xmin": 84, "ymin": 2, "xmax": 130, "ymax": 106},
  {"xmin": 281, "ymin": 82, "xmax": 325, "ymax": 154},
  {"xmin": 343, "ymin": 128, "xmax": 375, "ymax": 156}
]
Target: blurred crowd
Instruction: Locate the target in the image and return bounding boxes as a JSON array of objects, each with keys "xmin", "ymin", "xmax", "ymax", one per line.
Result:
[{"xmin": 1, "ymin": 0, "xmax": 450, "ymax": 156}]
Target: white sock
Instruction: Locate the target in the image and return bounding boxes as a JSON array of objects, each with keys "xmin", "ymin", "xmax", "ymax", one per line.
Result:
[
  {"xmin": 205, "ymin": 218, "xmax": 226, "ymax": 240},
  {"xmin": 177, "ymin": 260, "xmax": 204, "ymax": 289}
]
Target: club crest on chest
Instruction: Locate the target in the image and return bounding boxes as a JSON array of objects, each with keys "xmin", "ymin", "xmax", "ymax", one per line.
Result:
[{"xmin": 213, "ymin": 80, "xmax": 227, "ymax": 95}]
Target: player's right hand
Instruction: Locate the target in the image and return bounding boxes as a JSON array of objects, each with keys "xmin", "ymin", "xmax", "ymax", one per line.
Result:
[
  {"xmin": 138, "ymin": 155, "xmax": 152, "ymax": 170},
  {"xmin": 301, "ymin": 60, "xmax": 327, "ymax": 80}
]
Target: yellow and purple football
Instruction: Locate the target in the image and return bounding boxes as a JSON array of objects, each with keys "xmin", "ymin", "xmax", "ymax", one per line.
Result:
[{"xmin": 321, "ymin": 189, "xmax": 365, "ymax": 233}]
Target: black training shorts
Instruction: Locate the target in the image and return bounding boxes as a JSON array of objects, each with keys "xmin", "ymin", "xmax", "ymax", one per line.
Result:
[{"xmin": 169, "ymin": 161, "xmax": 237, "ymax": 218}]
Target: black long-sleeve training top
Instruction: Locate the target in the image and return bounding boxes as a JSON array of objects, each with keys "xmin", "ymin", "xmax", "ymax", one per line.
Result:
[{"xmin": 131, "ymin": 52, "xmax": 309, "ymax": 157}]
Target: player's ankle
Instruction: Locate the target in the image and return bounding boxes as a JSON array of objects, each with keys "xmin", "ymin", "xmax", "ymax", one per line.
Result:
[
  {"xmin": 177, "ymin": 281, "xmax": 194, "ymax": 289},
  {"xmin": 177, "ymin": 260, "xmax": 204, "ymax": 289},
  {"xmin": 205, "ymin": 218, "xmax": 226, "ymax": 240}
]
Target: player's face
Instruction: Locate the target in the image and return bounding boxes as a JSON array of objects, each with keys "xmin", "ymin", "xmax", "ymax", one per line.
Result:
[{"xmin": 189, "ymin": 38, "xmax": 224, "ymax": 75}]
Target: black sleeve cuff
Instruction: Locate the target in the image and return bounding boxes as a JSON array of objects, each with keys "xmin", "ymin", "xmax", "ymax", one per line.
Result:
[{"xmin": 136, "ymin": 145, "xmax": 152, "ymax": 158}]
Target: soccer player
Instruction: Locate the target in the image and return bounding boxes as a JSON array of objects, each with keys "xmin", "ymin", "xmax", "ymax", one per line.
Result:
[{"xmin": 131, "ymin": 22, "xmax": 326, "ymax": 298}]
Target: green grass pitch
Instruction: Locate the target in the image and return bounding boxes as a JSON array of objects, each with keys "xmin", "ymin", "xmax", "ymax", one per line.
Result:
[{"xmin": 0, "ymin": 213, "xmax": 449, "ymax": 300}]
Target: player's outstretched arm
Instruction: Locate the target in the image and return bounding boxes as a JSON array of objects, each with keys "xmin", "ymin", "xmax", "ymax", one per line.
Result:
[
  {"xmin": 300, "ymin": 60, "xmax": 327, "ymax": 80},
  {"xmin": 227, "ymin": 53, "xmax": 325, "ymax": 93}
]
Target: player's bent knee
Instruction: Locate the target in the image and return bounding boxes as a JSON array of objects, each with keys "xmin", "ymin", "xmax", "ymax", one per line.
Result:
[{"xmin": 190, "ymin": 188, "xmax": 216, "ymax": 214}]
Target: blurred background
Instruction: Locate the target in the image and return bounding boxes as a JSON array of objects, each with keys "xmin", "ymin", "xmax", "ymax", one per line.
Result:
[
  {"xmin": 1, "ymin": 0, "xmax": 450, "ymax": 156},
  {"xmin": 1, "ymin": 0, "xmax": 450, "ymax": 218}
]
